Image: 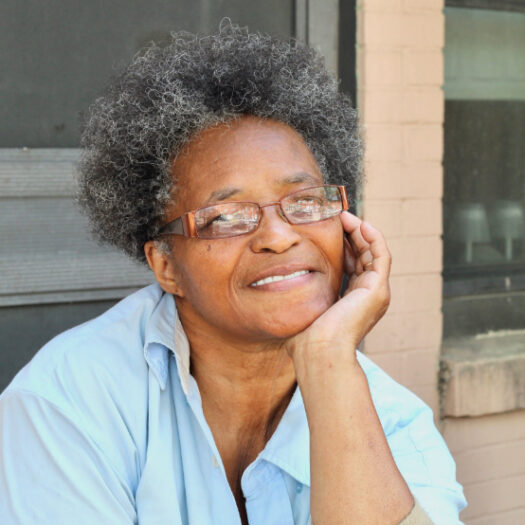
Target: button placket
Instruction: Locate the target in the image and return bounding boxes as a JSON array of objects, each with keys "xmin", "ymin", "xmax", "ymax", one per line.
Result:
[{"xmin": 243, "ymin": 462, "xmax": 296, "ymax": 525}]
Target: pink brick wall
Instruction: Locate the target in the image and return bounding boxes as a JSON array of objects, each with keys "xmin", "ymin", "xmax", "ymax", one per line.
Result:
[
  {"xmin": 443, "ymin": 411, "xmax": 525, "ymax": 524},
  {"xmin": 356, "ymin": 1, "xmax": 525, "ymax": 523},
  {"xmin": 357, "ymin": 0, "xmax": 444, "ymax": 416}
]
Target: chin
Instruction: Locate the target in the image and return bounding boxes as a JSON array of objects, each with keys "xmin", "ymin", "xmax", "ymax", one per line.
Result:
[{"xmin": 258, "ymin": 296, "xmax": 335, "ymax": 340}]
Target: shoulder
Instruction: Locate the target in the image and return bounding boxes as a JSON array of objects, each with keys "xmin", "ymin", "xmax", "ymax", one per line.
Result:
[
  {"xmin": 5, "ymin": 283, "xmax": 164, "ymax": 400},
  {"xmin": 0, "ymin": 284, "xmax": 168, "ymax": 478},
  {"xmin": 356, "ymin": 351, "xmax": 429, "ymax": 433},
  {"xmin": 356, "ymin": 349, "xmax": 445, "ymax": 459},
  {"xmin": 356, "ymin": 351, "xmax": 467, "ymax": 524},
  {"xmin": 0, "ymin": 284, "xmax": 175, "ymax": 520}
]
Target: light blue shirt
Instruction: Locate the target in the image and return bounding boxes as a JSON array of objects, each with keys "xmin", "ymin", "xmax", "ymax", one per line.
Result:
[{"xmin": 0, "ymin": 284, "xmax": 466, "ymax": 524}]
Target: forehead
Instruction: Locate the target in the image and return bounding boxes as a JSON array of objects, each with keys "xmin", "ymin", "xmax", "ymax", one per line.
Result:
[{"xmin": 169, "ymin": 116, "xmax": 323, "ymax": 213}]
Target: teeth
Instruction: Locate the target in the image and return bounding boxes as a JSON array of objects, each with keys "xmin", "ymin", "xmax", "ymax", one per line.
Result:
[{"xmin": 251, "ymin": 270, "xmax": 310, "ymax": 287}]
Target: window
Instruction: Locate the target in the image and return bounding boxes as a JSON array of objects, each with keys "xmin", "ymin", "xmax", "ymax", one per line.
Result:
[{"xmin": 443, "ymin": 1, "xmax": 525, "ymax": 337}]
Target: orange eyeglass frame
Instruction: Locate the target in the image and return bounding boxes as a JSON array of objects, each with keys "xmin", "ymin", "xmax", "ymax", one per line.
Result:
[{"xmin": 157, "ymin": 185, "xmax": 348, "ymax": 239}]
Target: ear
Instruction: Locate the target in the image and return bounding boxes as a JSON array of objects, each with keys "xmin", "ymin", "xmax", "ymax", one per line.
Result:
[{"xmin": 144, "ymin": 240, "xmax": 185, "ymax": 298}]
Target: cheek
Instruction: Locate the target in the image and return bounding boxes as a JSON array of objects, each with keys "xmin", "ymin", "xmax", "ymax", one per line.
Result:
[
  {"xmin": 314, "ymin": 221, "xmax": 345, "ymax": 282},
  {"xmin": 330, "ymin": 238, "xmax": 345, "ymax": 281},
  {"xmin": 175, "ymin": 242, "xmax": 240, "ymax": 300}
]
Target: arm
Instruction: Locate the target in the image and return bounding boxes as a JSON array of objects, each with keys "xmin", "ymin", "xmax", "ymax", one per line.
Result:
[
  {"xmin": 285, "ymin": 213, "xmax": 440, "ymax": 525},
  {"xmin": 293, "ymin": 341, "xmax": 415, "ymax": 525},
  {"xmin": 0, "ymin": 390, "xmax": 136, "ymax": 525}
]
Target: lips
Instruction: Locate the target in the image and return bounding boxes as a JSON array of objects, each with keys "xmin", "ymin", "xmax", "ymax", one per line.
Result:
[
  {"xmin": 250, "ymin": 270, "xmax": 310, "ymax": 287},
  {"xmin": 247, "ymin": 263, "xmax": 317, "ymax": 288}
]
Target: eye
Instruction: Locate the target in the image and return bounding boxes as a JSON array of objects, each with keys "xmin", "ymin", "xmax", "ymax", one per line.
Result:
[
  {"xmin": 296, "ymin": 196, "xmax": 323, "ymax": 205},
  {"xmin": 203, "ymin": 214, "xmax": 229, "ymax": 228},
  {"xmin": 287, "ymin": 196, "xmax": 324, "ymax": 212}
]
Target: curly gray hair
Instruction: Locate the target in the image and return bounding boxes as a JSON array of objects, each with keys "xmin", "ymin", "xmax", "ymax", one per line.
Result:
[{"xmin": 78, "ymin": 22, "xmax": 362, "ymax": 264}]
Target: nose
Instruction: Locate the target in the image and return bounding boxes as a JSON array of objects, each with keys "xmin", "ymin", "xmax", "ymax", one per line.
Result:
[{"xmin": 250, "ymin": 203, "xmax": 301, "ymax": 254}]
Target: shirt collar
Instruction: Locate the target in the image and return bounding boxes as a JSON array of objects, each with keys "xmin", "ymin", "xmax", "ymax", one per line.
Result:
[
  {"xmin": 259, "ymin": 385, "xmax": 311, "ymax": 487},
  {"xmin": 143, "ymin": 286, "xmax": 310, "ymax": 486},
  {"xmin": 143, "ymin": 288, "xmax": 191, "ymax": 394}
]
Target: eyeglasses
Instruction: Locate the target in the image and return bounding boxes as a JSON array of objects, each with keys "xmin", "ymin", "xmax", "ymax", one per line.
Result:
[{"xmin": 157, "ymin": 185, "xmax": 348, "ymax": 239}]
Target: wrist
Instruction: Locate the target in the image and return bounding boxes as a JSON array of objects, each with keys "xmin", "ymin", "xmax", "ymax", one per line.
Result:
[
  {"xmin": 291, "ymin": 342, "xmax": 363, "ymax": 390},
  {"xmin": 295, "ymin": 353, "xmax": 373, "ymax": 432},
  {"xmin": 288, "ymin": 334, "xmax": 359, "ymax": 363}
]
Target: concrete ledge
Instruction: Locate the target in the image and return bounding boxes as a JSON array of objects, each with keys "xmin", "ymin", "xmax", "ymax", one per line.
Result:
[{"xmin": 441, "ymin": 331, "xmax": 525, "ymax": 417}]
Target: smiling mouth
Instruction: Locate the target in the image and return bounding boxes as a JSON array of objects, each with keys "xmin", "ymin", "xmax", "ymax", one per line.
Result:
[{"xmin": 250, "ymin": 270, "xmax": 311, "ymax": 287}]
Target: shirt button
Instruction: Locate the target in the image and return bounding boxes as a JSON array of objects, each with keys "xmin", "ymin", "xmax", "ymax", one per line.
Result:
[
  {"xmin": 212, "ymin": 455, "xmax": 220, "ymax": 468},
  {"xmin": 296, "ymin": 483, "xmax": 303, "ymax": 493}
]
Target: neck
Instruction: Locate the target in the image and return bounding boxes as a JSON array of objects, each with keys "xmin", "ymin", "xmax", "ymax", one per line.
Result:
[{"xmin": 176, "ymin": 299, "xmax": 297, "ymax": 432}]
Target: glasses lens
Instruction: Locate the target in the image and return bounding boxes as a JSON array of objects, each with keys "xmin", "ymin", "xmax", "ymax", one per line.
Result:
[
  {"xmin": 194, "ymin": 202, "xmax": 260, "ymax": 238},
  {"xmin": 282, "ymin": 186, "xmax": 343, "ymax": 224}
]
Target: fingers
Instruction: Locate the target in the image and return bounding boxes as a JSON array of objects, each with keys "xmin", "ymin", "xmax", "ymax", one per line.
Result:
[
  {"xmin": 335, "ymin": 213, "xmax": 392, "ymax": 343},
  {"xmin": 360, "ymin": 221, "xmax": 391, "ymax": 276},
  {"xmin": 340, "ymin": 212, "xmax": 389, "ymax": 276}
]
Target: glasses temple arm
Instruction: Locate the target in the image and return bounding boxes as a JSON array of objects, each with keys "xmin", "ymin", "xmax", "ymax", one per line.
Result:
[
  {"xmin": 158, "ymin": 213, "xmax": 197, "ymax": 237},
  {"xmin": 339, "ymin": 186, "xmax": 349, "ymax": 210},
  {"xmin": 158, "ymin": 217, "xmax": 185, "ymax": 236}
]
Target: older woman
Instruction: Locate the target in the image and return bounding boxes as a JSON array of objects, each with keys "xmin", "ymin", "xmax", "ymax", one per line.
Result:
[{"xmin": 0, "ymin": 24, "xmax": 465, "ymax": 525}]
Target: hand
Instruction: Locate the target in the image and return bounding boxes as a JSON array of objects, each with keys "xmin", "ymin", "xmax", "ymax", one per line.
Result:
[
  {"xmin": 285, "ymin": 211, "xmax": 391, "ymax": 363},
  {"xmin": 285, "ymin": 213, "xmax": 413, "ymax": 525}
]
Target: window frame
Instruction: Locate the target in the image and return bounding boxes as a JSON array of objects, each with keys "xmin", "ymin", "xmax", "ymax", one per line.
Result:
[{"xmin": 442, "ymin": 1, "xmax": 525, "ymax": 299}]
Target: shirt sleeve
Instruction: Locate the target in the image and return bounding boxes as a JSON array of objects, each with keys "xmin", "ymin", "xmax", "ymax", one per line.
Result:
[
  {"xmin": 0, "ymin": 390, "xmax": 137, "ymax": 525},
  {"xmin": 387, "ymin": 404, "xmax": 466, "ymax": 525},
  {"xmin": 356, "ymin": 352, "xmax": 467, "ymax": 525}
]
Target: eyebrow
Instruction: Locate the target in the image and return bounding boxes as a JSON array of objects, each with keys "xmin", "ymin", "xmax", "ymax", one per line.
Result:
[
  {"xmin": 204, "ymin": 172, "xmax": 320, "ymax": 204},
  {"xmin": 280, "ymin": 172, "xmax": 320, "ymax": 185},
  {"xmin": 205, "ymin": 187, "xmax": 241, "ymax": 204}
]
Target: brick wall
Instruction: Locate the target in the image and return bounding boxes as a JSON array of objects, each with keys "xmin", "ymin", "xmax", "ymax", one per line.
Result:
[
  {"xmin": 443, "ymin": 411, "xmax": 525, "ymax": 524},
  {"xmin": 357, "ymin": 0, "xmax": 444, "ymax": 415},
  {"xmin": 356, "ymin": 1, "xmax": 525, "ymax": 523}
]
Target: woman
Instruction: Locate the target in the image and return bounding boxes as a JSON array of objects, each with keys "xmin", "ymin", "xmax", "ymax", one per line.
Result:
[{"xmin": 0, "ymin": 24, "xmax": 466, "ymax": 524}]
